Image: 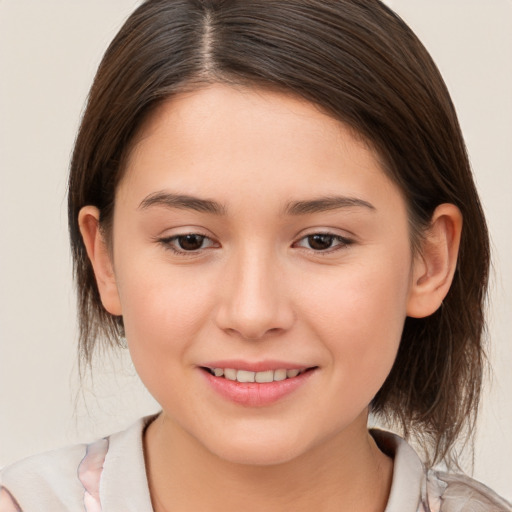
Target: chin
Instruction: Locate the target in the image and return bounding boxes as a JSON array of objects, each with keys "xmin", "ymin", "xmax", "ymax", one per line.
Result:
[
  {"xmin": 213, "ymin": 441, "xmax": 304, "ymax": 466},
  {"xmin": 199, "ymin": 424, "xmax": 316, "ymax": 467}
]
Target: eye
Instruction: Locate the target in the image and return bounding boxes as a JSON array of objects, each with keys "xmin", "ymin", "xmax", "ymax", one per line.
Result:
[
  {"xmin": 175, "ymin": 234, "xmax": 207, "ymax": 251},
  {"xmin": 294, "ymin": 233, "xmax": 352, "ymax": 252},
  {"xmin": 159, "ymin": 233, "xmax": 218, "ymax": 254}
]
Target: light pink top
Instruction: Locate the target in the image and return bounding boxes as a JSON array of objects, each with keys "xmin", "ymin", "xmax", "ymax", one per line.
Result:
[{"xmin": 1, "ymin": 416, "xmax": 510, "ymax": 511}]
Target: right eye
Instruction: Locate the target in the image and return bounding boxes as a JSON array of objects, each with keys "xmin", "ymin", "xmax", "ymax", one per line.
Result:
[{"xmin": 159, "ymin": 233, "xmax": 218, "ymax": 254}]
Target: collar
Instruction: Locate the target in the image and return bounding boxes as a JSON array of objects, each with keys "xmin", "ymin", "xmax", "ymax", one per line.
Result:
[
  {"xmin": 98, "ymin": 418, "xmax": 425, "ymax": 512},
  {"xmin": 370, "ymin": 429, "xmax": 425, "ymax": 512}
]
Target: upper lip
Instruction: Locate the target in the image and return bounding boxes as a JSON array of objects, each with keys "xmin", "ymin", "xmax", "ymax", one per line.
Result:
[{"xmin": 200, "ymin": 360, "xmax": 315, "ymax": 372}]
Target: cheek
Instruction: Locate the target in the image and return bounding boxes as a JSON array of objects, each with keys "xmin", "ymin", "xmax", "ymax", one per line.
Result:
[
  {"xmin": 300, "ymin": 252, "xmax": 412, "ymax": 399},
  {"xmin": 305, "ymin": 254, "xmax": 410, "ymax": 332},
  {"xmin": 115, "ymin": 260, "xmax": 217, "ymax": 378}
]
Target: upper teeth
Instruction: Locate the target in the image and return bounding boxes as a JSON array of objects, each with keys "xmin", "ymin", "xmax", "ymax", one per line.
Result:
[{"xmin": 211, "ymin": 368, "xmax": 303, "ymax": 383}]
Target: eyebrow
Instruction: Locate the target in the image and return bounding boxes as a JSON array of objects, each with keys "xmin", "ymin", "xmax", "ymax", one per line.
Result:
[
  {"xmin": 138, "ymin": 191, "xmax": 375, "ymax": 216},
  {"xmin": 138, "ymin": 192, "xmax": 226, "ymax": 215},
  {"xmin": 284, "ymin": 196, "xmax": 376, "ymax": 215}
]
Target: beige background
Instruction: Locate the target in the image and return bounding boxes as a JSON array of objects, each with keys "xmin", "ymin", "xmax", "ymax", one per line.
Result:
[{"xmin": 0, "ymin": 0, "xmax": 511, "ymax": 501}]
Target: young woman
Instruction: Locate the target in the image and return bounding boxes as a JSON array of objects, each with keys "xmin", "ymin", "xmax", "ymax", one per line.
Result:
[{"xmin": 1, "ymin": 1, "xmax": 510, "ymax": 510}]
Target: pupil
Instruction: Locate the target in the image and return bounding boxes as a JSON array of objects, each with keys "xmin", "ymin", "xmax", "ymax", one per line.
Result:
[
  {"xmin": 178, "ymin": 234, "xmax": 204, "ymax": 251},
  {"xmin": 308, "ymin": 234, "xmax": 334, "ymax": 250}
]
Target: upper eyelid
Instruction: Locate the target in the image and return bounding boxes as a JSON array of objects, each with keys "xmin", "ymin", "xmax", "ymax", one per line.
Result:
[
  {"xmin": 157, "ymin": 234, "xmax": 219, "ymax": 256},
  {"xmin": 294, "ymin": 228, "xmax": 354, "ymax": 241},
  {"xmin": 156, "ymin": 229, "xmax": 353, "ymax": 249},
  {"xmin": 156, "ymin": 230, "xmax": 353, "ymax": 241},
  {"xmin": 156, "ymin": 226, "xmax": 214, "ymax": 240},
  {"xmin": 160, "ymin": 232, "xmax": 210, "ymax": 241},
  {"xmin": 160, "ymin": 233, "xmax": 216, "ymax": 245},
  {"xmin": 294, "ymin": 233, "xmax": 352, "ymax": 246}
]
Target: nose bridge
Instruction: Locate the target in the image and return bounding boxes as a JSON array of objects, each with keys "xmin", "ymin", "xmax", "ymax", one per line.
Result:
[{"xmin": 216, "ymin": 242, "xmax": 293, "ymax": 340}]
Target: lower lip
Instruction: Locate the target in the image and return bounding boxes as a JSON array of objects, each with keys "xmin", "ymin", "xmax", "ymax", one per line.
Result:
[{"xmin": 201, "ymin": 369, "xmax": 316, "ymax": 407}]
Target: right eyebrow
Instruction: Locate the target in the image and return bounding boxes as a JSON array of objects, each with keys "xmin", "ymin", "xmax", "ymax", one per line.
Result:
[{"xmin": 138, "ymin": 191, "xmax": 226, "ymax": 215}]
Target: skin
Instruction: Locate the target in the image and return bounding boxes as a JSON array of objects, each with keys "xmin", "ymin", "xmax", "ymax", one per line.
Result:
[{"xmin": 80, "ymin": 84, "xmax": 462, "ymax": 511}]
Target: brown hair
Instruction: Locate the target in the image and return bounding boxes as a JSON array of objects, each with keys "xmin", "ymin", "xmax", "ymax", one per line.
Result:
[{"xmin": 68, "ymin": 0, "xmax": 489, "ymax": 465}]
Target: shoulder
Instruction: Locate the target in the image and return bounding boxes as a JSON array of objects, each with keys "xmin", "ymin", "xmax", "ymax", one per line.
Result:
[
  {"xmin": 370, "ymin": 429, "xmax": 511, "ymax": 512},
  {"xmin": 424, "ymin": 470, "xmax": 512, "ymax": 512},
  {"xmin": 0, "ymin": 414, "xmax": 156, "ymax": 512},
  {"xmin": 0, "ymin": 442, "xmax": 88, "ymax": 511}
]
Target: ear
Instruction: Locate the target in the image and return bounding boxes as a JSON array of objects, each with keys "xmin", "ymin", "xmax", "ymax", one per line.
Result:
[
  {"xmin": 78, "ymin": 206, "xmax": 122, "ymax": 316},
  {"xmin": 406, "ymin": 203, "xmax": 462, "ymax": 318}
]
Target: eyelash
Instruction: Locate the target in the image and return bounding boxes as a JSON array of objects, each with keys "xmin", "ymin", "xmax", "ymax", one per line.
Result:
[
  {"xmin": 158, "ymin": 233, "xmax": 217, "ymax": 256},
  {"xmin": 157, "ymin": 232, "xmax": 353, "ymax": 256},
  {"xmin": 293, "ymin": 233, "xmax": 354, "ymax": 254}
]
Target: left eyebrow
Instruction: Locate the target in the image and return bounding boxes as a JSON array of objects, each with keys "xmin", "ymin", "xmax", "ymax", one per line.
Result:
[{"xmin": 284, "ymin": 196, "xmax": 376, "ymax": 215}]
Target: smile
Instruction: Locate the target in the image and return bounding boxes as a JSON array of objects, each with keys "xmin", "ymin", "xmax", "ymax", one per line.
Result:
[
  {"xmin": 200, "ymin": 365, "xmax": 317, "ymax": 406},
  {"xmin": 203, "ymin": 367, "xmax": 309, "ymax": 383}
]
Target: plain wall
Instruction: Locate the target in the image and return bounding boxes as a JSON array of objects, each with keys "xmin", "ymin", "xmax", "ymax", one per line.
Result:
[{"xmin": 0, "ymin": 0, "xmax": 511, "ymax": 500}]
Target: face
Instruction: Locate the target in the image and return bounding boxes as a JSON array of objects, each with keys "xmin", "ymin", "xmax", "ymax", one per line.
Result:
[{"xmin": 105, "ymin": 84, "xmax": 417, "ymax": 464}]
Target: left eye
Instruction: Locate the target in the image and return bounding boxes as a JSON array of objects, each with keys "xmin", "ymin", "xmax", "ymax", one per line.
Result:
[{"xmin": 295, "ymin": 233, "xmax": 351, "ymax": 251}]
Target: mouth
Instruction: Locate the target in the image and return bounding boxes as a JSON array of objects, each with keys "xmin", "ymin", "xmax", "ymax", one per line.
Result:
[
  {"xmin": 200, "ymin": 366, "xmax": 317, "ymax": 383},
  {"xmin": 200, "ymin": 363, "xmax": 318, "ymax": 406}
]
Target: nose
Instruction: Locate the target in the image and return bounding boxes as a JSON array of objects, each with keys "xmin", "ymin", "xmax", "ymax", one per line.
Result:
[{"xmin": 215, "ymin": 249, "xmax": 295, "ymax": 341}]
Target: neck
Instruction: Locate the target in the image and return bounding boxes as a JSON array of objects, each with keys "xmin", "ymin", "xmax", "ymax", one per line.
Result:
[{"xmin": 144, "ymin": 412, "xmax": 393, "ymax": 512}]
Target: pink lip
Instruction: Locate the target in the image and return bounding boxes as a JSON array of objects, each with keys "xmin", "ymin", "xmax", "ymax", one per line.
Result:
[
  {"xmin": 199, "ymin": 364, "xmax": 317, "ymax": 407},
  {"xmin": 201, "ymin": 360, "xmax": 310, "ymax": 372}
]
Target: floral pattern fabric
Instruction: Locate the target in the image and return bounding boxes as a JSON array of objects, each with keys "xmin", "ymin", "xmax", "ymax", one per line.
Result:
[{"xmin": 420, "ymin": 470, "xmax": 511, "ymax": 512}]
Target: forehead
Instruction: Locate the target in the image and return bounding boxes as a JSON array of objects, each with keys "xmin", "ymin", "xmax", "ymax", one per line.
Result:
[{"xmin": 118, "ymin": 83, "xmax": 400, "ymax": 213}]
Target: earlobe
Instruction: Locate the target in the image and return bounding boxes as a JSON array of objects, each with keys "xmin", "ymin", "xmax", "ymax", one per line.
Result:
[
  {"xmin": 406, "ymin": 204, "xmax": 462, "ymax": 318},
  {"xmin": 78, "ymin": 206, "xmax": 122, "ymax": 316}
]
